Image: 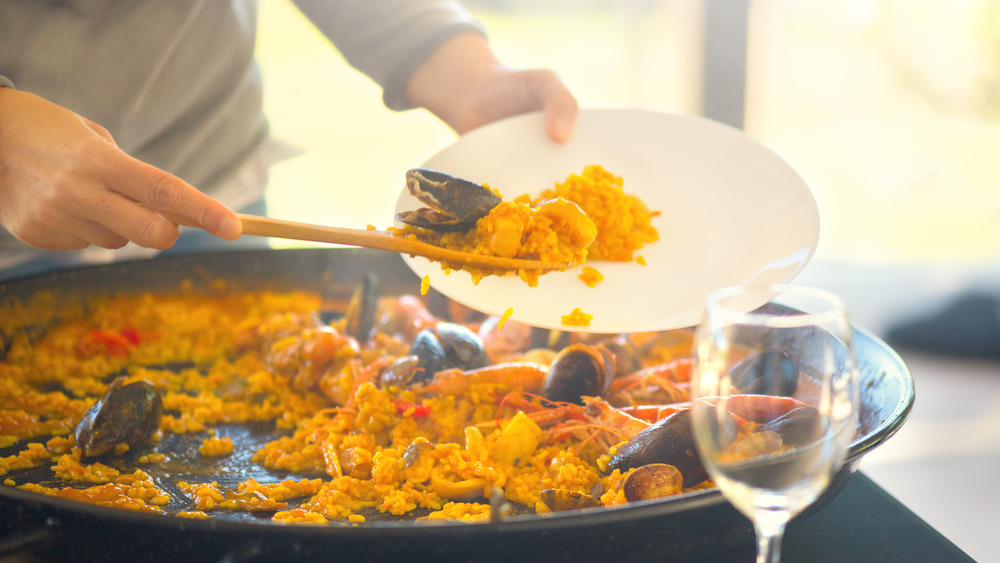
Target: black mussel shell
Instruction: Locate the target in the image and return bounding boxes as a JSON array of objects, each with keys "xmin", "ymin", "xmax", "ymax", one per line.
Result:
[
  {"xmin": 395, "ymin": 209, "xmax": 478, "ymax": 232},
  {"xmin": 74, "ymin": 378, "xmax": 163, "ymax": 459},
  {"xmin": 405, "ymin": 168, "xmax": 502, "ymax": 222},
  {"xmin": 543, "ymin": 344, "xmax": 614, "ymax": 406},
  {"xmin": 730, "ymin": 349, "xmax": 798, "ymax": 396},
  {"xmin": 607, "ymin": 409, "xmax": 736, "ymax": 488},
  {"xmin": 759, "ymin": 406, "xmax": 825, "ymax": 446},
  {"xmin": 345, "ymin": 273, "xmax": 379, "ymax": 341},
  {"xmin": 434, "ymin": 322, "xmax": 491, "ymax": 371},
  {"xmin": 408, "ymin": 322, "xmax": 490, "ymax": 382},
  {"xmin": 410, "ymin": 330, "xmax": 447, "ymax": 383}
]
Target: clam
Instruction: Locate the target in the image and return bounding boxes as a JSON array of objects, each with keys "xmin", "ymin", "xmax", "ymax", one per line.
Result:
[{"xmin": 623, "ymin": 463, "xmax": 683, "ymax": 502}]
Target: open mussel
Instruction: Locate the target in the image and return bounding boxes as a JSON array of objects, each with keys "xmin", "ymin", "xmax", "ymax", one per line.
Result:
[
  {"xmin": 395, "ymin": 168, "xmax": 502, "ymax": 232},
  {"xmin": 74, "ymin": 377, "xmax": 163, "ymax": 459},
  {"xmin": 406, "ymin": 322, "xmax": 491, "ymax": 384}
]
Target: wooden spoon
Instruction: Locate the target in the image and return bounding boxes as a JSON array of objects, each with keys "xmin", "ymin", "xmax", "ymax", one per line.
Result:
[{"xmin": 184, "ymin": 213, "xmax": 567, "ymax": 273}]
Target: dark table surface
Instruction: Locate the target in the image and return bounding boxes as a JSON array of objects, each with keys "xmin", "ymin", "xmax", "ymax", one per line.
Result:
[{"xmin": 0, "ymin": 472, "xmax": 974, "ymax": 562}]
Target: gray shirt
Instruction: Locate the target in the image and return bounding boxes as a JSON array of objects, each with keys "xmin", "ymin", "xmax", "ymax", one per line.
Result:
[{"xmin": 0, "ymin": 0, "xmax": 483, "ymax": 265}]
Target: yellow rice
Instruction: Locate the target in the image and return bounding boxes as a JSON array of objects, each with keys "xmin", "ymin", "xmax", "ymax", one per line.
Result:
[
  {"xmin": 535, "ymin": 164, "xmax": 659, "ymax": 261},
  {"xmin": 0, "ymin": 285, "xmax": 700, "ymax": 525}
]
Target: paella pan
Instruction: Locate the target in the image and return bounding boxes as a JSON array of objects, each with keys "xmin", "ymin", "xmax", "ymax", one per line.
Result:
[{"xmin": 0, "ymin": 248, "xmax": 914, "ymax": 561}]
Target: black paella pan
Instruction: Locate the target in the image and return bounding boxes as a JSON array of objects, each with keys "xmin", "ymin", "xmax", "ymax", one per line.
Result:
[{"xmin": 0, "ymin": 248, "xmax": 915, "ymax": 562}]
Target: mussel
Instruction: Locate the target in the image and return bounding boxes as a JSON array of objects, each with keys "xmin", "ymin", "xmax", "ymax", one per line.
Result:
[
  {"xmin": 74, "ymin": 377, "xmax": 163, "ymax": 459},
  {"xmin": 541, "ymin": 336, "xmax": 642, "ymax": 405},
  {"xmin": 344, "ymin": 273, "xmax": 379, "ymax": 341},
  {"xmin": 379, "ymin": 355, "xmax": 423, "ymax": 388},
  {"xmin": 606, "ymin": 409, "xmax": 736, "ymax": 488},
  {"xmin": 542, "ymin": 344, "xmax": 615, "ymax": 405},
  {"xmin": 395, "ymin": 168, "xmax": 502, "ymax": 232},
  {"xmin": 407, "ymin": 322, "xmax": 491, "ymax": 384},
  {"xmin": 729, "ymin": 349, "xmax": 798, "ymax": 396},
  {"xmin": 758, "ymin": 406, "xmax": 825, "ymax": 446}
]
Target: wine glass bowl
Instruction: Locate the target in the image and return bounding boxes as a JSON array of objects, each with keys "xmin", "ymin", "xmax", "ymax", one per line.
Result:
[{"xmin": 692, "ymin": 284, "xmax": 860, "ymax": 563}]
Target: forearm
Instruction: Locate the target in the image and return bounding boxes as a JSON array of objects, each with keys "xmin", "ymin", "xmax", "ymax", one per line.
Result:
[
  {"xmin": 290, "ymin": 0, "xmax": 485, "ymax": 110},
  {"xmin": 403, "ymin": 32, "xmax": 501, "ymax": 131}
]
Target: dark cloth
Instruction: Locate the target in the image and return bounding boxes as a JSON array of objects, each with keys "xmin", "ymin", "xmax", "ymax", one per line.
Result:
[{"xmin": 886, "ymin": 292, "xmax": 1000, "ymax": 360}]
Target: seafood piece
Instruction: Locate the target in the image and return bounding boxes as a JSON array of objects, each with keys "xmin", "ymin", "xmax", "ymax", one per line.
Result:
[
  {"xmin": 598, "ymin": 334, "xmax": 643, "ymax": 378},
  {"xmin": 622, "ymin": 463, "xmax": 683, "ymax": 502},
  {"xmin": 606, "ymin": 359, "xmax": 691, "ymax": 407},
  {"xmin": 539, "ymin": 489, "xmax": 602, "ymax": 512},
  {"xmin": 606, "ymin": 394, "xmax": 810, "ymax": 487},
  {"xmin": 415, "ymin": 363, "xmax": 549, "ymax": 397},
  {"xmin": 541, "ymin": 336, "xmax": 644, "ymax": 405},
  {"xmin": 409, "ymin": 322, "xmax": 492, "ymax": 383},
  {"xmin": 396, "ymin": 168, "xmax": 502, "ymax": 232},
  {"xmin": 606, "ymin": 409, "xmax": 726, "ymax": 488},
  {"xmin": 532, "ymin": 197, "xmax": 598, "ymax": 250},
  {"xmin": 721, "ymin": 394, "xmax": 808, "ymax": 424},
  {"xmin": 758, "ymin": 406, "xmax": 824, "ymax": 446},
  {"xmin": 344, "ymin": 273, "xmax": 379, "ymax": 342},
  {"xmin": 518, "ymin": 396, "xmax": 650, "ymax": 458},
  {"xmin": 729, "ymin": 349, "xmax": 798, "ymax": 396},
  {"xmin": 542, "ymin": 344, "xmax": 616, "ymax": 405},
  {"xmin": 378, "ymin": 355, "xmax": 422, "ymax": 389},
  {"xmin": 375, "ymin": 295, "xmax": 438, "ymax": 342},
  {"xmin": 74, "ymin": 377, "xmax": 163, "ymax": 459}
]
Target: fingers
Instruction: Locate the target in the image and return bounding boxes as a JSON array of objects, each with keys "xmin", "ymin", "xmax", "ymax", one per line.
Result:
[
  {"xmin": 0, "ymin": 89, "xmax": 239, "ymax": 254},
  {"xmin": 526, "ymin": 69, "xmax": 579, "ymax": 144},
  {"xmin": 540, "ymin": 74, "xmax": 580, "ymax": 143},
  {"xmin": 98, "ymin": 152, "xmax": 242, "ymax": 244},
  {"xmin": 79, "ymin": 189, "xmax": 181, "ymax": 250}
]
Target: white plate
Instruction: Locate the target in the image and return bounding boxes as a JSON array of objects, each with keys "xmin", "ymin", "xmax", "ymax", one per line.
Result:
[{"xmin": 395, "ymin": 108, "xmax": 819, "ymax": 333}]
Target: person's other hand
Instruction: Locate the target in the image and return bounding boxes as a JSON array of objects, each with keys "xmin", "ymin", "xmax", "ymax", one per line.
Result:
[
  {"xmin": 0, "ymin": 88, "xmax": 241, "ymax": 251},
  {"xmin": 405, "ymin": 33, "xmax": 578, "ymax": 143}
]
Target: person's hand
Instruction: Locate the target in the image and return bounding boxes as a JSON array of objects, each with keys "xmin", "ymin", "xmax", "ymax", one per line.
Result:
[
  {"xmin": 0, "ymin": 88, "xmax": 241, "ymax": 251},
  {"xmin": 404, "ymin": 33, "xmax": 578, "ymax": 143}
]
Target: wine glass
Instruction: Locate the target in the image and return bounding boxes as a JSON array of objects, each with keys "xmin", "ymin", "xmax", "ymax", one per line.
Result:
[{"xmin": 691, "ymin": 284, "xmax": 860, "ymax": 563}]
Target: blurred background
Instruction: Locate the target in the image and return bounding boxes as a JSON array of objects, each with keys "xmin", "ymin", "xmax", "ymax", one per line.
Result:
[{"xmin": 255, "ymin": 1, "xmax": 999, "ymax": 560}]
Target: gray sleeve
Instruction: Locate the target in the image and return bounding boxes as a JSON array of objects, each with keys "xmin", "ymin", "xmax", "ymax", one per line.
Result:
[
  {"xmin": 289, "ymin": 0, "xmax": 485, "ymax": 110},
  {"xmin": 0, "ymin": 75, "xmax": 13, "ymax": 89}
]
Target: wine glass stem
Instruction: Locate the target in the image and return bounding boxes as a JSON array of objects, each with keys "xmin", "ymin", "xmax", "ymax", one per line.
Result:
[{"xmin": 755, "ymin": 524, "xmax": 785, "ymax": 563}]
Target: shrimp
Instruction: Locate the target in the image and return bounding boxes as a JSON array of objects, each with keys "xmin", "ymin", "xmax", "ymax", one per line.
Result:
[
  {"xmin": 606, "ymin": 359, "xmax": 692, "ymax": 407},
  {"xmin": 495, "ymin": 394, "xmax": 651, "ymax": 457},
  {"xmin": 412, "ymin": 362, "xmax": 549, "ymax": 397}
]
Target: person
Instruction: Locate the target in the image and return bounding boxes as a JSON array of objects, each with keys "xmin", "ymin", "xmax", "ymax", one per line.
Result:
[{"xmin": 0, "ymin": 0, "xmax": 578, "ymax": 280}]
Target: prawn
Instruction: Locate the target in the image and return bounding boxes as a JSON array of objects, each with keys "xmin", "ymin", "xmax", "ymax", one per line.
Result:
[{"xmin": 412, "ymin": 362, "xmax": 549, "ymax": 397}]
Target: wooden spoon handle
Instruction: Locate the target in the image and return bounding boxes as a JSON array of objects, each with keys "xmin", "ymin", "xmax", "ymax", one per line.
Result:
[
  {"xmin": 237, "ymin": 214, "xmax": 558, "ymax": 272},
  {"xmin": 154, "ymin": 211, "xmax": 557, "ymax": 272}
]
